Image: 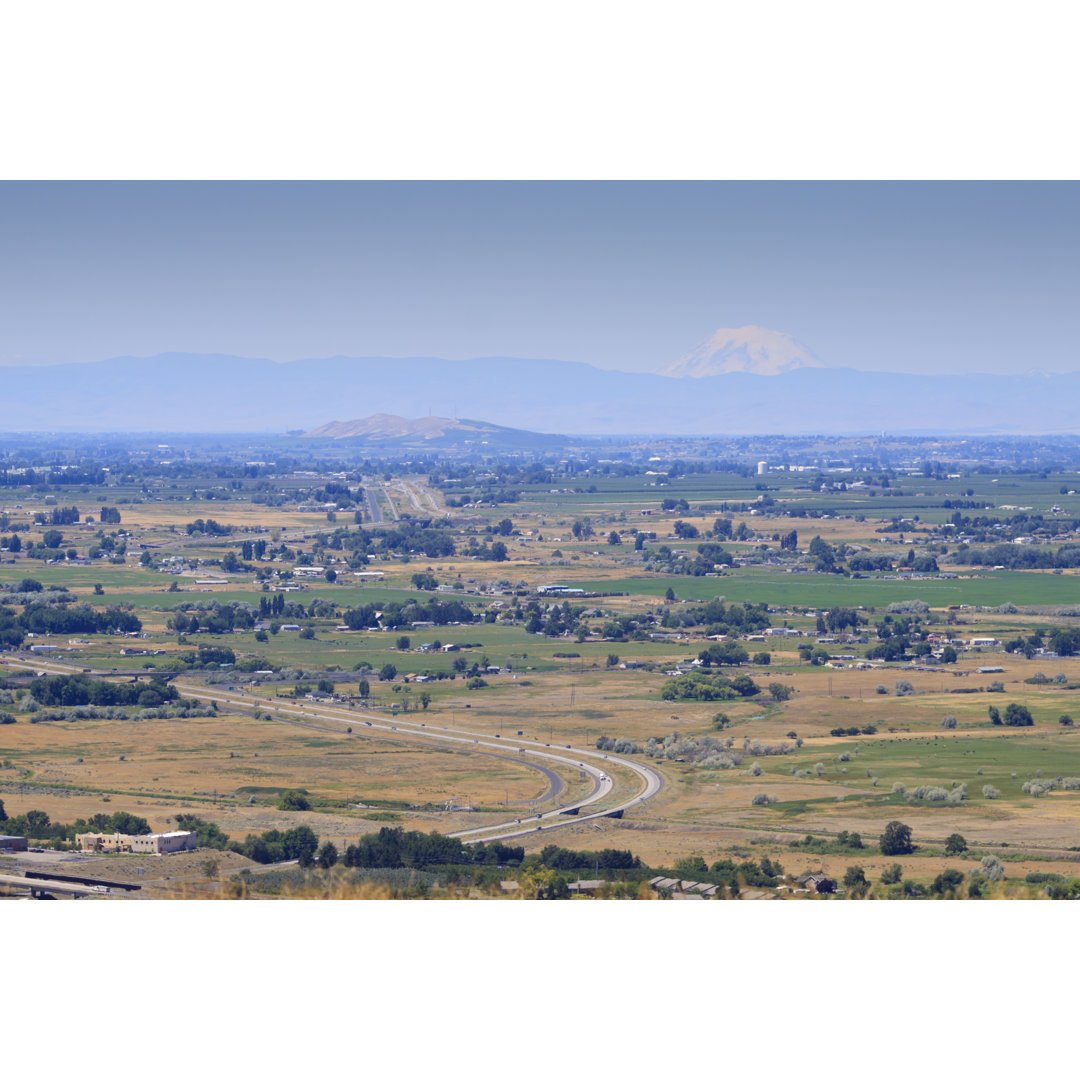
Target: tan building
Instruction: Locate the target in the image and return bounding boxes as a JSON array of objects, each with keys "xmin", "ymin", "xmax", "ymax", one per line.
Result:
[
  {"xmin": 129, "ymin": 831, "xmax": 196, "ymax": 855},
  {"xmin": 75, "ymin": 832, "xmax": 131, "ymax": 853},
  {"xmin": 76, "ymin": 830, "xmax": 195, "ymax": 855}
]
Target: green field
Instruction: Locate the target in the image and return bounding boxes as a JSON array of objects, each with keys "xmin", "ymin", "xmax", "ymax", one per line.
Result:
[{"xmin": 568, "ymin": 568, "xmax": 1080, "ymax": 608}]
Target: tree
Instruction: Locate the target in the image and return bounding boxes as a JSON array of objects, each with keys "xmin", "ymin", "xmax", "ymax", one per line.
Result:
[
  {"xmin": 944, "ymin": 832, "xmax": 968, "ymax": 856},
  {"xmin": 606, "ymin": 653, "xmax": 619, "ymax": 667},
  {"xmin": 418, "ymin": 691, "xmax": 432, "ymax": 710},
  {"xmin": 316, "ymin": 841, "xmax": 338, "ymax": 869},
  {"xmin": 396, "ymin": 635, "xmax": 411, "ymax": 651},
  {"xmin": 843, "ymin": 865, "xmax": 869, "ymax": 895},
  {"xmin": 880, "ymin": 820, "xmax": 914, "ymax": 856},
  {"xmin": 490, "ymin": 541, "xmax": 508, "ymax": 562},
  {"xmin": 379, "ymin": 663, "xmax": 398, "ymax": 681},
  {"xmin": 673, "ymin": 855, "xmax": 708, "ymax": 877},
  {"xmin": 664, "ymin": 587, "xmax": 675, "ymax": 601},
  {"xmin": 357, "ymin": 678, "xmax": 370, "ymax": 698},
  {"xmin": 768, "ymin": 682, "xmax": 794, "ymax": 702},
  {"xmin": 940, "ymin": 645, "xmax": 958, "ymax": 664},
  {"xmin": 284, "ymin": 826, "xmax": 319, "ymax": 867},
  {"xmin": 42, "ymin": 529, "xmax": 64, "ymax": 549},
  {"xmin": 0, "ymin": 797, "xmax": 6, "ymax": 822},
  {"xmin": 815, "ymin": 877, "xmax": 837, "ymax": 894},
  {"xmin": 988, "ymin": 705, "xmax": 1002, "ymax": 725},
  {"xmin": 607, "ymin": 530, "xmax": 621, "ymax": 545},
  {"xmin": 1004, "ymin": 703, "xmax": 1034, "ymax": 727}
]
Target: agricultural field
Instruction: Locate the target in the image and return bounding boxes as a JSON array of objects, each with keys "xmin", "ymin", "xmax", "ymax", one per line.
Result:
[{"xmin": 4, "ymin": 432, "xmax": 1080, "ymax": 898}]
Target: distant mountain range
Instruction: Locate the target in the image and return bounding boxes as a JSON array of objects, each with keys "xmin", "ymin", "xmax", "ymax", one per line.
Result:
[
  {"xmin": 304, "ymin": 413, "xmax": 567, "ymax": 448},
  {"xmin": 1, "ymin": 350, "xmax": 1078, "ymax": 436}
]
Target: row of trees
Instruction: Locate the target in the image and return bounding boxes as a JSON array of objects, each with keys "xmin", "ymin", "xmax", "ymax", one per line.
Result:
[{"xmin": 29, "ymin": 673, "xmax": 182, "ymax": 708}]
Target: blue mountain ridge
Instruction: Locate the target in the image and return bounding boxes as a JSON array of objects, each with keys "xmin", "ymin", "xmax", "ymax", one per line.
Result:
[{"xmin": 2, "ymin": 353, "xmax": 1078, "ymax": 435}]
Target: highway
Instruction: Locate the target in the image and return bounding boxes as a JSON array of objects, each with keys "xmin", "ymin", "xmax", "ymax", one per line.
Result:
[{"xmin": 3, "ymin": 654, "xmax": 664, "ymax": 843}]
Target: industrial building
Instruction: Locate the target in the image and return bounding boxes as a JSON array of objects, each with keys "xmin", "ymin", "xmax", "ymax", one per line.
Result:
[{"xmin": 0, "ymin": 835, "xmax": 29, "ymax": 853}]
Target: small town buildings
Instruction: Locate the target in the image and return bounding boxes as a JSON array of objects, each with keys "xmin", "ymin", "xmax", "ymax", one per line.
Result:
[{"xmin": 0, "ymin": 835, "xmax": 28, "ymax": 853}]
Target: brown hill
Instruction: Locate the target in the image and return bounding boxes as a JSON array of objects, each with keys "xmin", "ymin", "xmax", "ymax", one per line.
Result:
[
  {"xmin": 302, "ymin": 413, "xmax": 566, "ymax": 448},
  {"xmin": 305, "ymin": 414, "xmax": 481, "ymax": 440}
]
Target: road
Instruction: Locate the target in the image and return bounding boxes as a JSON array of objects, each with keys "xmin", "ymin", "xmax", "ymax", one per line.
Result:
[
  {"xmin": 3, "ymin": 655, "xmax": 664, "ymax": 843},
  {"xmin": 363, "ymin": 484, "xmax": 383, "ymax": 524}
]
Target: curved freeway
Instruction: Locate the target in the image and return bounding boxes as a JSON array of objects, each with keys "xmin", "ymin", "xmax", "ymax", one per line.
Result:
[{"xmin": 3, "ymin": 654, "xmax": 664, "ymax": 842}]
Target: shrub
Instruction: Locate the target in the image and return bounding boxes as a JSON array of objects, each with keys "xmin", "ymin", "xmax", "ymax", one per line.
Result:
[
  {"xmin": 879, "ymin": 863, "xmax": 903, "ymax": 885},
  {"xmin": 892, "ymin": 782, "xmax": 906, "ymax": 794},
  {"xmin": 747, "ymin": 761, "xmax": 763, "ymax": 776},
  {"xmin": 750, "ymin": 792, "xmax": 775, "ymax": 806},
  {"xmin": 875, "ymin": 684, "xmax": 888, "ymax": 695},
  {"xmin": 911, "ymin": 785, "xmax": 950, "ymax": 802},
  {"xmin": 277, "ymin": 790, "xmax": 311, "ymax": 812},
  {"xmin": 982, "ymin": 784, "xmax": 1001, "ymax": 799},
  {"xmin": 1025, "ymin": 871, "xmax": 1064, "ymax": 885},
  {"xmin": 980, "ymin": 854, "xmax": 1005, "ymax": 881},
  {"xmin": 894, "ymin": 679, "xmax": 915, "ymax": 696},
  {"xmin": 941, "ymin": 715, "xmax": 957, "ymax": 729},
  {"xmin": 931, "ymin": 868, "xmax": 965, "ymax": 895}
]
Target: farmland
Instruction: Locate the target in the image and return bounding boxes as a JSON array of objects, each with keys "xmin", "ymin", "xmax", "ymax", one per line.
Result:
[{"xmin": 4, "ymin": 430, "xmax": 1080, "ymax": 898}]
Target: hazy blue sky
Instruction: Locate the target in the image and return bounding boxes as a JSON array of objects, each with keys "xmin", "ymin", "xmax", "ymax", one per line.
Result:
[{"xmin": 1, "ymin": 181, "xmax": 1076, "ymax": 375}]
